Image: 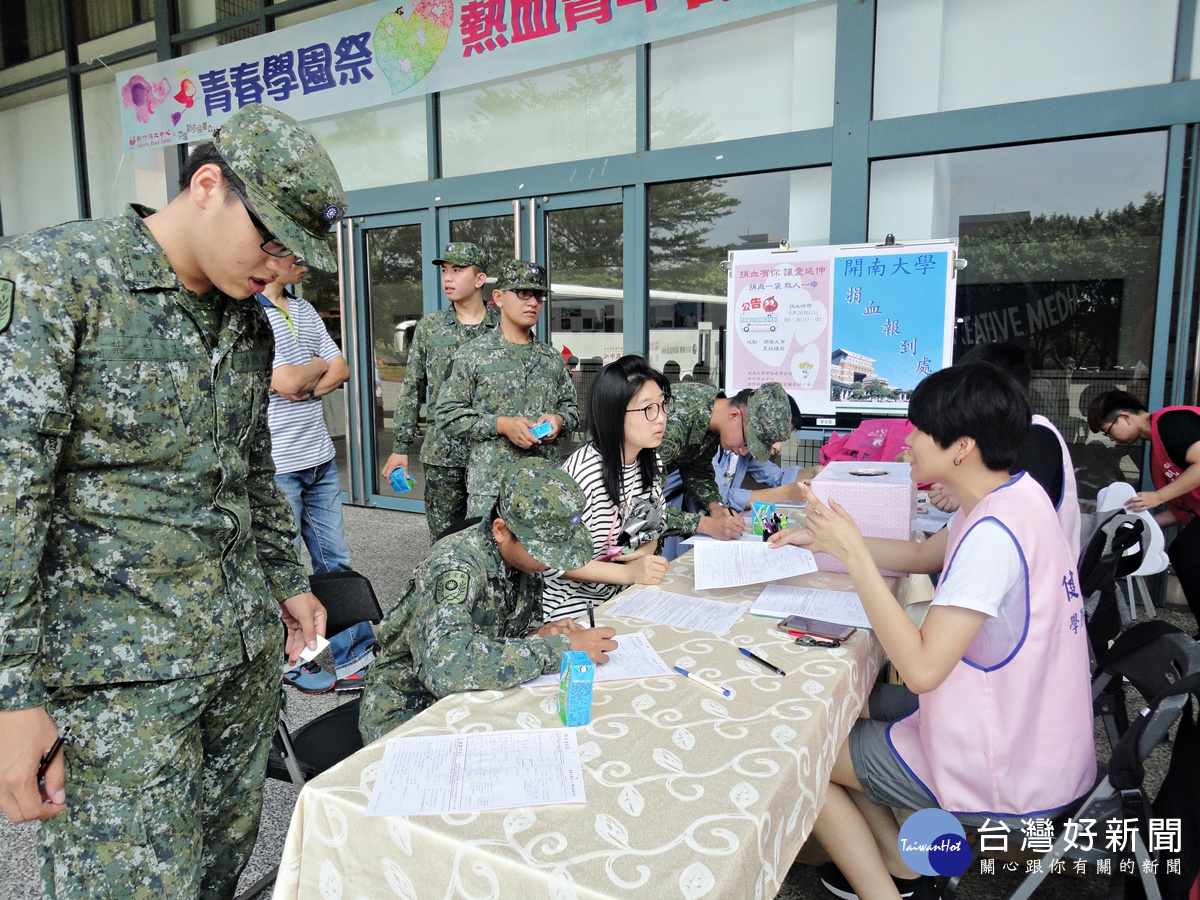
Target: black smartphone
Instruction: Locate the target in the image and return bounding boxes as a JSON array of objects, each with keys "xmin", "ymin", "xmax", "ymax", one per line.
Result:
[{"xmin": 776, "ymin": 615, "xmax": 857, "ymax": 641}]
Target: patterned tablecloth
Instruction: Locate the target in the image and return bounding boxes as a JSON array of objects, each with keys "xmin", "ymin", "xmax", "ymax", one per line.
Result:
[{"xmin": 272, "ymin": 552, "xmax": 932, "ymax": 900}]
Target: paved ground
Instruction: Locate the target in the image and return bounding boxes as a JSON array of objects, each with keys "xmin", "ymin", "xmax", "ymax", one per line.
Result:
[{"xmin": 0, "ymin": 503, "xmax": 1193, "ymax": 899}]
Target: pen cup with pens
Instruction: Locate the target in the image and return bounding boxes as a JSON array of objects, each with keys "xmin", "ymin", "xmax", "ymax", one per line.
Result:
[{"xmin": 389, "ymin": 467, "xmax": 415, "ymax": 494}]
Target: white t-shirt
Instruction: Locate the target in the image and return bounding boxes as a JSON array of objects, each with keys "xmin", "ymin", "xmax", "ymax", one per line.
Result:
[
  {"xmin": 932, "ymin": 518, "xmax": 1026, "ymax": 668},
  {"xmin": 262, "ymin": 296, "xmax": 342, "ymax": 474},
  {"xmin": 542, "ymin": 443, "xmax": 664, "ymax": 621}
]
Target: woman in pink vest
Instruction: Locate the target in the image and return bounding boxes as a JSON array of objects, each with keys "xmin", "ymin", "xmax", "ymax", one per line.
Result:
[
  {"xmin": 771, "ymin": 363, "xmax": 1095, "ymax": 900},
  {"xmin": 1087, "ymin": 389, "xmax": 1200, "ymax": 636}
]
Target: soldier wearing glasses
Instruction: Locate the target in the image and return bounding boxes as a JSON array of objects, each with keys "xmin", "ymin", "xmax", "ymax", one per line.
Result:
[
  {"xmin": 0, "ymin": 104, "xmax": 336, "ymax": 898},
  {"xmin": 436, "ymin": 259, "xmax": 579, "ymax": 519}
]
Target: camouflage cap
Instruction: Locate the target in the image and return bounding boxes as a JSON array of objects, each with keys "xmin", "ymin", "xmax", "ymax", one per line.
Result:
[
  {"xmin": 432, "ymin": 242, "xmax": 489, "ymax": 271},
  {"xmin": 494, "ymin": 259, "xmax": 549, "ymax": 292},
  {"xmin": 212, "ymin": 103, "xmax": 346, "ymax": 273},
  {"xmin": 746, "ymin": 382, "xmax": 794, "ymax": 461},
  {"xmin": 497, "ymin": 458, "xmax": 592, "ymax": 572}
]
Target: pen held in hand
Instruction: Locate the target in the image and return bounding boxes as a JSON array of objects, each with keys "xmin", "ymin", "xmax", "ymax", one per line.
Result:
[
  {"xmin": 739, "ymin": 647, "xmax": 787, "ymax": 676},
  {"xmin": 586, "ymin": 598, "xmax": 596, "ymax": 629},
  {"xmin": 37, "ymin": 726, "xmax": 70, "ymax": 783},
  {"xmin": 673, "ymin": 665, "xmax": 732, "ymax": 697}
]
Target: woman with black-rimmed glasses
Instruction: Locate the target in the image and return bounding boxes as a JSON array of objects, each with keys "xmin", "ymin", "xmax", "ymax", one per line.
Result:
[{"xmin": 541, "ymin": 355, "xmax": 675, "ymax": 622}]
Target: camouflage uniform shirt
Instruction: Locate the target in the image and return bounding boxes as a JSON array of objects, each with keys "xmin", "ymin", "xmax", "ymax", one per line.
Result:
[
  {"xmin": 391, "ymin": 304, "xmax": 500, "ymax": 467},
  {"xmin": 359, "ymin": 522, "xmax": 570, "ymax": 742},
  {"xmin": 660, "ymin": 382, "xmax": 722, "ymax": 527},
  {"xmin": 0, "ymin": 205, "xmax": 308, "ymax": 709},
  {"xmin": 434, "ymin": 328, "xmax": 579, "ymax": 505}
]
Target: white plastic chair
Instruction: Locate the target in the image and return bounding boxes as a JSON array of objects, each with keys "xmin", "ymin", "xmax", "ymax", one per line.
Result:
[{"xmin": 1096, "ymin": 482, "xmax": 1170, "ymax": 620}]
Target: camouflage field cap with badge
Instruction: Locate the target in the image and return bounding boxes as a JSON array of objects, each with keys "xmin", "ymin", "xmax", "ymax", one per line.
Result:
[
  {"xmin": 496, "ymin": 458, "xmax": 592, "ymax": 572},
  {"xmin": 745, "ymin": 381, "xmax": 794, "ymax": 461},
  {"xmin": 432, "ymin": 242, "xmax": 490, "ymax": 272},
  {"xmin": 212, "ymin": 103, "xmax": 345, "ymax": 272},
  {"xmin": 494, "ymin": 259, "xmax": 550, "ymax": 293}
]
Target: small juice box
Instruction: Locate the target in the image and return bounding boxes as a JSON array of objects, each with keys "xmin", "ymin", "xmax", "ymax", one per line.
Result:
[
  {"xmin": 529, "ymin": 421, "xmax": 553, "ymax": 439},
  {"xmin": 557, "ymin": 650, "xmax": 594, "ymax": 726},
  {"xmin": 751, "ymin": 501, "xmax": 776, "ymax": 536},
  {"xmin": 388, "ymin": 467, "xmax": 414, "ymax": 494}
]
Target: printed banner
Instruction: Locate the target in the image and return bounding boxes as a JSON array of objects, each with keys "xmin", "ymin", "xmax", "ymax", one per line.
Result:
[
  {"xmin": 727, "ymin": 241, "xmax": 958, "ymax": 415},
  {"xmin": 119, "ymin": 0, "xmax": 812, "ymax": 153}
]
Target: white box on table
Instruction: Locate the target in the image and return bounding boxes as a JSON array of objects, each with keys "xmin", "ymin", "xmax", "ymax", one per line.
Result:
[{"xmin": 809, "ymin": 462, "xmax": 915, "ymax": 576}]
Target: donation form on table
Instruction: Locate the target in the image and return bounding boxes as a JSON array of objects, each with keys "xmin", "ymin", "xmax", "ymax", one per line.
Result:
[
  {"xmin": 692, "ymin": 542, "xmax": 817, "ymax": 590},
  {"xmin": 366, "ymin": 728, "xmax": 586, "ymax": 817},
  {"xmin": 749, "ymin": 583, "xmax": 871, "ymax": 629},
  {"xmin": 520, "ymin": 632, "xmax": 673, "ymax": 688},
  {"xmin": 605, "ymin": 588, "xmax": 747, "ymax": 635}
]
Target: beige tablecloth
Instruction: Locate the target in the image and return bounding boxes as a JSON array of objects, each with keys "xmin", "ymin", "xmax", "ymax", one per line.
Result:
[{"xmin": 272, "ymin": 553, "xmax": 931, "ymax": 900}]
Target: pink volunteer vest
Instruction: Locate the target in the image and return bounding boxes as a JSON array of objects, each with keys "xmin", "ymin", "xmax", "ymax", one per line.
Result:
[
  {"xmin": 1031, "ymin": 414, "xmax": 1081, "ymax": 562},
  {"xmin": 887, "ymin": 473, "xmax": 1095, "ymax": 817},
  {"xmin": 1149, "ymin": 407, "xmax": 1200, "ymax": 526}
]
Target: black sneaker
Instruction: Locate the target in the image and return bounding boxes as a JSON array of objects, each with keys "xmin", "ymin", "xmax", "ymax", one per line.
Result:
[{"xmin": 819, "ymin": 862, "xmax": 940, "ymax": 900}]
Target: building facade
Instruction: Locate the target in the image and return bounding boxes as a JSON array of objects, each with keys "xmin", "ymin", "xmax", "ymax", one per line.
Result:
[{"xmin": 3, "ymin": 0, "xmax": 1199, "ymax": 513}]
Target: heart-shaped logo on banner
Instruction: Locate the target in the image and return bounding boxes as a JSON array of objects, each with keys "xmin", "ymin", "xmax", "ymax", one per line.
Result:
[
  {"xmin": 735, "ymin": 285, "xmax": 828, "ymax": 368},
  {"xmin": 791, "ymin": 344, "xmax": 820, "ymax": 389},
  {"xmin": 373, "ymin": 1, "xmax": 454, "ymax": 96}
]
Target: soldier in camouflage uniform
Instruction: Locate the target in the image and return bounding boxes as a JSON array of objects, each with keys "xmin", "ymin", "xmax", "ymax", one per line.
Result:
[
  {"xmin": 359, "ymin": 458, "xmax": 618, "ymax": 743},
  {"xmin": 435, "ymin": 259, "xmax": 579, "ymax": 517},
  {"xmin": 381, "ymin": 242, "xmax": 499, "ymax": 542},
  {"xmin": 0, "ymin": 104, "xmax": 337, "ymax": 899},
  {"xmin": 661, "ymin": 382, "xmax": 796, "ymax": 550}
]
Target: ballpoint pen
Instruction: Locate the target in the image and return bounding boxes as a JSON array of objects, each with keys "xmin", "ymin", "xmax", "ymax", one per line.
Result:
[
  {"xmin": 37, "ymin": 726, "xmax": 70, "ymax": 784},
  {"xmin": 673, "ymin": 665, "xmax": 732, "ymax": 697},
  {"xmin": 739, "ymin": 647, "xmax": 787, "ymax": 676},
  {"xmin": 586, "ymin": 598, "xmax": 596, "ymax": 629}
]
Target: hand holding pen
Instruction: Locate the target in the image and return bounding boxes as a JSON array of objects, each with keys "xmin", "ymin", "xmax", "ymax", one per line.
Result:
[{"xmin": 0, "ymin": 708, "xmax": 67, "ymax": 824}]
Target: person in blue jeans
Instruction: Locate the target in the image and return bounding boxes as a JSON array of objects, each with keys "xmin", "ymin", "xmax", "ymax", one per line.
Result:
[{"xmin": 260, "ymin": 262, "xmax": 353, "ymax": 572}]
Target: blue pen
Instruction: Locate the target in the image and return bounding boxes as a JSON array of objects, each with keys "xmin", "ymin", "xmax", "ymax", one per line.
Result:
[
  {"xmin": 673, "ymin": 665, "xmax": 731, "ymax": 697},
  {"xmin": 740, "ymin": 647, "xmax": 787, "ymax": 676}
]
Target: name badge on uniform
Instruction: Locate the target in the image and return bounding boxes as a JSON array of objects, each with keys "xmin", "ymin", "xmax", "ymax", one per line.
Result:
[{"xmin": 0, "ymin": 278, "xmax": 14, "ymax": 334}]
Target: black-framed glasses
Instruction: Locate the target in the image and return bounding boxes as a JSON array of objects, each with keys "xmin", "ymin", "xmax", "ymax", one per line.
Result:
[
  {"xmin": 1101, "ymin": 414, "xmax": 1122, "ymax": 438},
  {"xmin": 228, "ymin": 183, "xmax": 293, "ymax": 258},
  {"xmin": 739, "ymin": 413, "xmax": 749, "ymax": 451},
  {"xmin": 512, "ymin": 289, "xmax": 547, "ymax": 302},
  {"xmin": 626, "ymin": 400, "xmax": 669, "ymax": 421}
]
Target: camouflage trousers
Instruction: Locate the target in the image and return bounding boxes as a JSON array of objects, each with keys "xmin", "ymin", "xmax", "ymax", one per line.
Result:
[
  {"xmin": 424, "ymin": 464, "xmax": 469, "ymax": 543},
  {"xmin": 357, "ymin": 681, "xmax": 433, "ymax": 745},
  {"xmin": 39, "ymin": 629, "xmax": 283, "ymax": 900}
]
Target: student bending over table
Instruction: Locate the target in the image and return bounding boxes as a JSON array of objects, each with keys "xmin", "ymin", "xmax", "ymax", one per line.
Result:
[
  {"xmin": 769, "ymin": 363, "xmax": 1095, "ymax": 900},
  {"xmin": 359, "ymin": 458, "xmax": 618, "ymax": 743},
  {"xmin": 542, "ymin": 356, "xmax": 677, "ymax": 621}
]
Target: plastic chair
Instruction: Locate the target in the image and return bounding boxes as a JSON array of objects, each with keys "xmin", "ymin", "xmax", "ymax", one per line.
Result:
[
  {"xmin": 234, "ymin": 571, "xmax": 383, "ymax": 900},
  {"xmin": 944, "ymin": 621, "xmax": 1200, "ymax": 900},
  {"xmin": 1097, "ymin": 482, "xmax": 1170, "ymax": 621}
]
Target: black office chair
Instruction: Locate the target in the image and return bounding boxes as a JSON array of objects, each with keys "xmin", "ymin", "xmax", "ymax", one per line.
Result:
[{"xmin": 235, "ymin": 571, "xmax": 384, "ymax": 900}]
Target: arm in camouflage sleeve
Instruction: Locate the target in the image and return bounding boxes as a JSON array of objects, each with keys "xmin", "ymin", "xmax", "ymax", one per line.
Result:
[
  {"xmin": 0, "ymin": 248, "xmax": 75, "ymax": 710},
  {"xmin": 552, "ymin": 357, "xmax": 579, "ymax": 434},
  {"xmin": 679, "ymin": 440, "xmax": 723, "ymax": 512},
  {"xmin": 664, "ymin": 504, "xmax": 703, "ymax": 537},
  {"xmin": 246, "ymin": 361, "xmax": 312, "ymax": 605},
  {"xmin": 406, "ymin": 568, "xmax": 571, "ymax": 697},
  {"xmin": 433, "ymin": 349, "xmax": 499, "ymax": 442},
  {"xmin": 391, "ymin": 318, "xmax": 429, "ymax": 455}
]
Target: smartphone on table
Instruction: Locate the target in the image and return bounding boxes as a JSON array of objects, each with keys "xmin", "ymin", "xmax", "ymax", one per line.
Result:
[{"xmin": 776, "ymin": 615, "xmax": 857, "ymax": 641}]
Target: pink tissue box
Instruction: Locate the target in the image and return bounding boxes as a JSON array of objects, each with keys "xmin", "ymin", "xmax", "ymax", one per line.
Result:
[{"xmin": 809, "ymin": 462, "xmax": 916, "ymax": 576}]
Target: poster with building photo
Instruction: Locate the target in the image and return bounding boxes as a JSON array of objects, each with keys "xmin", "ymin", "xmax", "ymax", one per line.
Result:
[{"xmin": 727, "ymin": 241, "xmax": 958, "ymax": 415}]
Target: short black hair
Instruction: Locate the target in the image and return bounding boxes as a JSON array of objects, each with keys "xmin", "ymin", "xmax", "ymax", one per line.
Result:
[
  {"xmin": 178, "ymin": 141, "xmax": 245, "ymax": 198},
  {"xmin": 907, "ymin": 363, "xmax": 1030, "ymax": 472},
  {"xmin": 1087, "ymin": 390, "xmax": 1147, "ymax": 433},
  {"xmin": 957, "ymin": 342, "xmax": 1032, "ymax": 391}
]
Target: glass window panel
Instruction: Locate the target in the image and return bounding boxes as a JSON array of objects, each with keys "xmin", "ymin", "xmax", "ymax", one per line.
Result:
[
  {"xmin": 651, "ymin": 2, "xmax": 836, "ymax": 149},
  {"xmin": 0, "ymin": 90, "xmax": 79, "ymax": 235},
  {"xmin": 274, "ymin": 0, "xmax": 378, "ymax": 30},
  {"xmin": 869, "ymin": 132, "xmax": 1168, "ymax": 494},
  {"xmin": 440, "ymin": 51, "xmax": 635, "ymax": 177},
  {"xmin": 648, "ymin": 167, "xmax": 831, "ymax": 392},
  {"xmin": 83, "ymin": 55, "xmax": 169, "ymax": 218},
  {"xmin": 0, "ymin": 0, "xmax": 62, "ymax": 64},
  {"xmin": 545, "ymin": 203, "xmax": 623, "ymax": 454},
  {"xmin": 875, "ymin": 0, "xmax": 1178, "ymax": 119},
  {"xmin": 308, "ymin": 99, "xmax": 427, "ymax": 191},
  {"xmin": 367, "ymin": 224, "xmax": 428, "ymax": 499}
]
